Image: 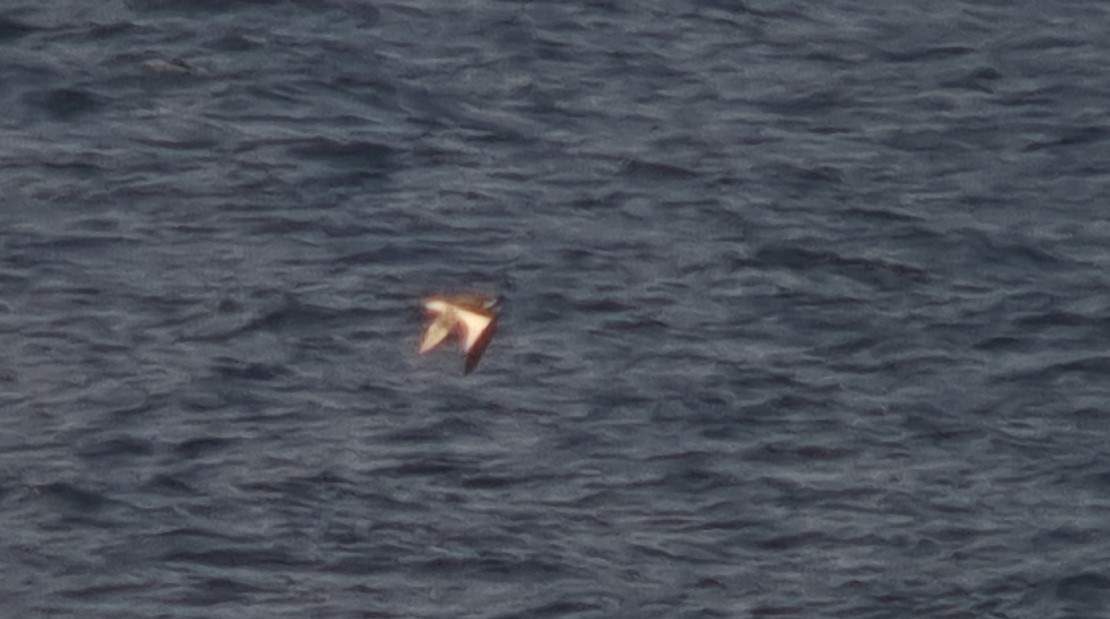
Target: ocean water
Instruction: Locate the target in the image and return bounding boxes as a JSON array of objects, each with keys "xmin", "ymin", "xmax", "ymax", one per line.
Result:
[{"xmin": 2, "ymin": 1, "xmax": 1110, "ymax": 617}]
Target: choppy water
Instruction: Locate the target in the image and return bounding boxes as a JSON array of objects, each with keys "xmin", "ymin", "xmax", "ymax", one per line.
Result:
[{"xmin": 2, "ymin": 1, "xmax": 1110, "ymax": 617}]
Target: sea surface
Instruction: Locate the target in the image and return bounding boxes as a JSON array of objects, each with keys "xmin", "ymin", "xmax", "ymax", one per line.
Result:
[{"xmin": 2, "ymin": 1, "xmax": 1110, "ymax": 617}]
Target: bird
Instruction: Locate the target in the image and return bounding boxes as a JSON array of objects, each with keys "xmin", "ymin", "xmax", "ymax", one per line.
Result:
[{"xmin": 418, "ymin": 293, "xmax": 498, "ymax": 374}]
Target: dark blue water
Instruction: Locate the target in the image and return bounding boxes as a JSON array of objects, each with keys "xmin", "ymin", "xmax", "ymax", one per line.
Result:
[{"xmin": 2, "ymin": 1, "xmax": 1110, "ymax": 617}]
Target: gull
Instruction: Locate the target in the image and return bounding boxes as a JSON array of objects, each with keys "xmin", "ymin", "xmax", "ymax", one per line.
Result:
[{"xmin": 418, "ymin": 293, "xmax": 498, "ymax": 374}]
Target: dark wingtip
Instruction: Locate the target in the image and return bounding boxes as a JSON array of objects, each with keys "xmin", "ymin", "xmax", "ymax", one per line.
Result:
[{"xmin": 462, "ymin": 317, "xmax": 497, "ymax": 375}]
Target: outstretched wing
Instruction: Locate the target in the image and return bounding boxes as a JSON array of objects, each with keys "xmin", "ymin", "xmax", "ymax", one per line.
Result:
[
  {"xmin": 455, "ymin": 307, "xmax": 497, "ymax": 374},
  {"xmin": 419, "ymin": 315, "xmax": 453, "ymax": 353}
]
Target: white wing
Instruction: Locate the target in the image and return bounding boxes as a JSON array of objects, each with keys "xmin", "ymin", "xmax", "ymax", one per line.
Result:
[
  {"xmin": 419, "ymin": 316, "xmax": 453, "ymax": 353},
  {"xmin": 454, "ymin": 308, "xmax": 494, "ymax": 352}
]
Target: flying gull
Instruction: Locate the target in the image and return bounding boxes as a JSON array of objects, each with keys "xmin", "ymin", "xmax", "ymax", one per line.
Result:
[{"xmin": 418, "ymin": 293, "xmax": 498, "ymax": 374}]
